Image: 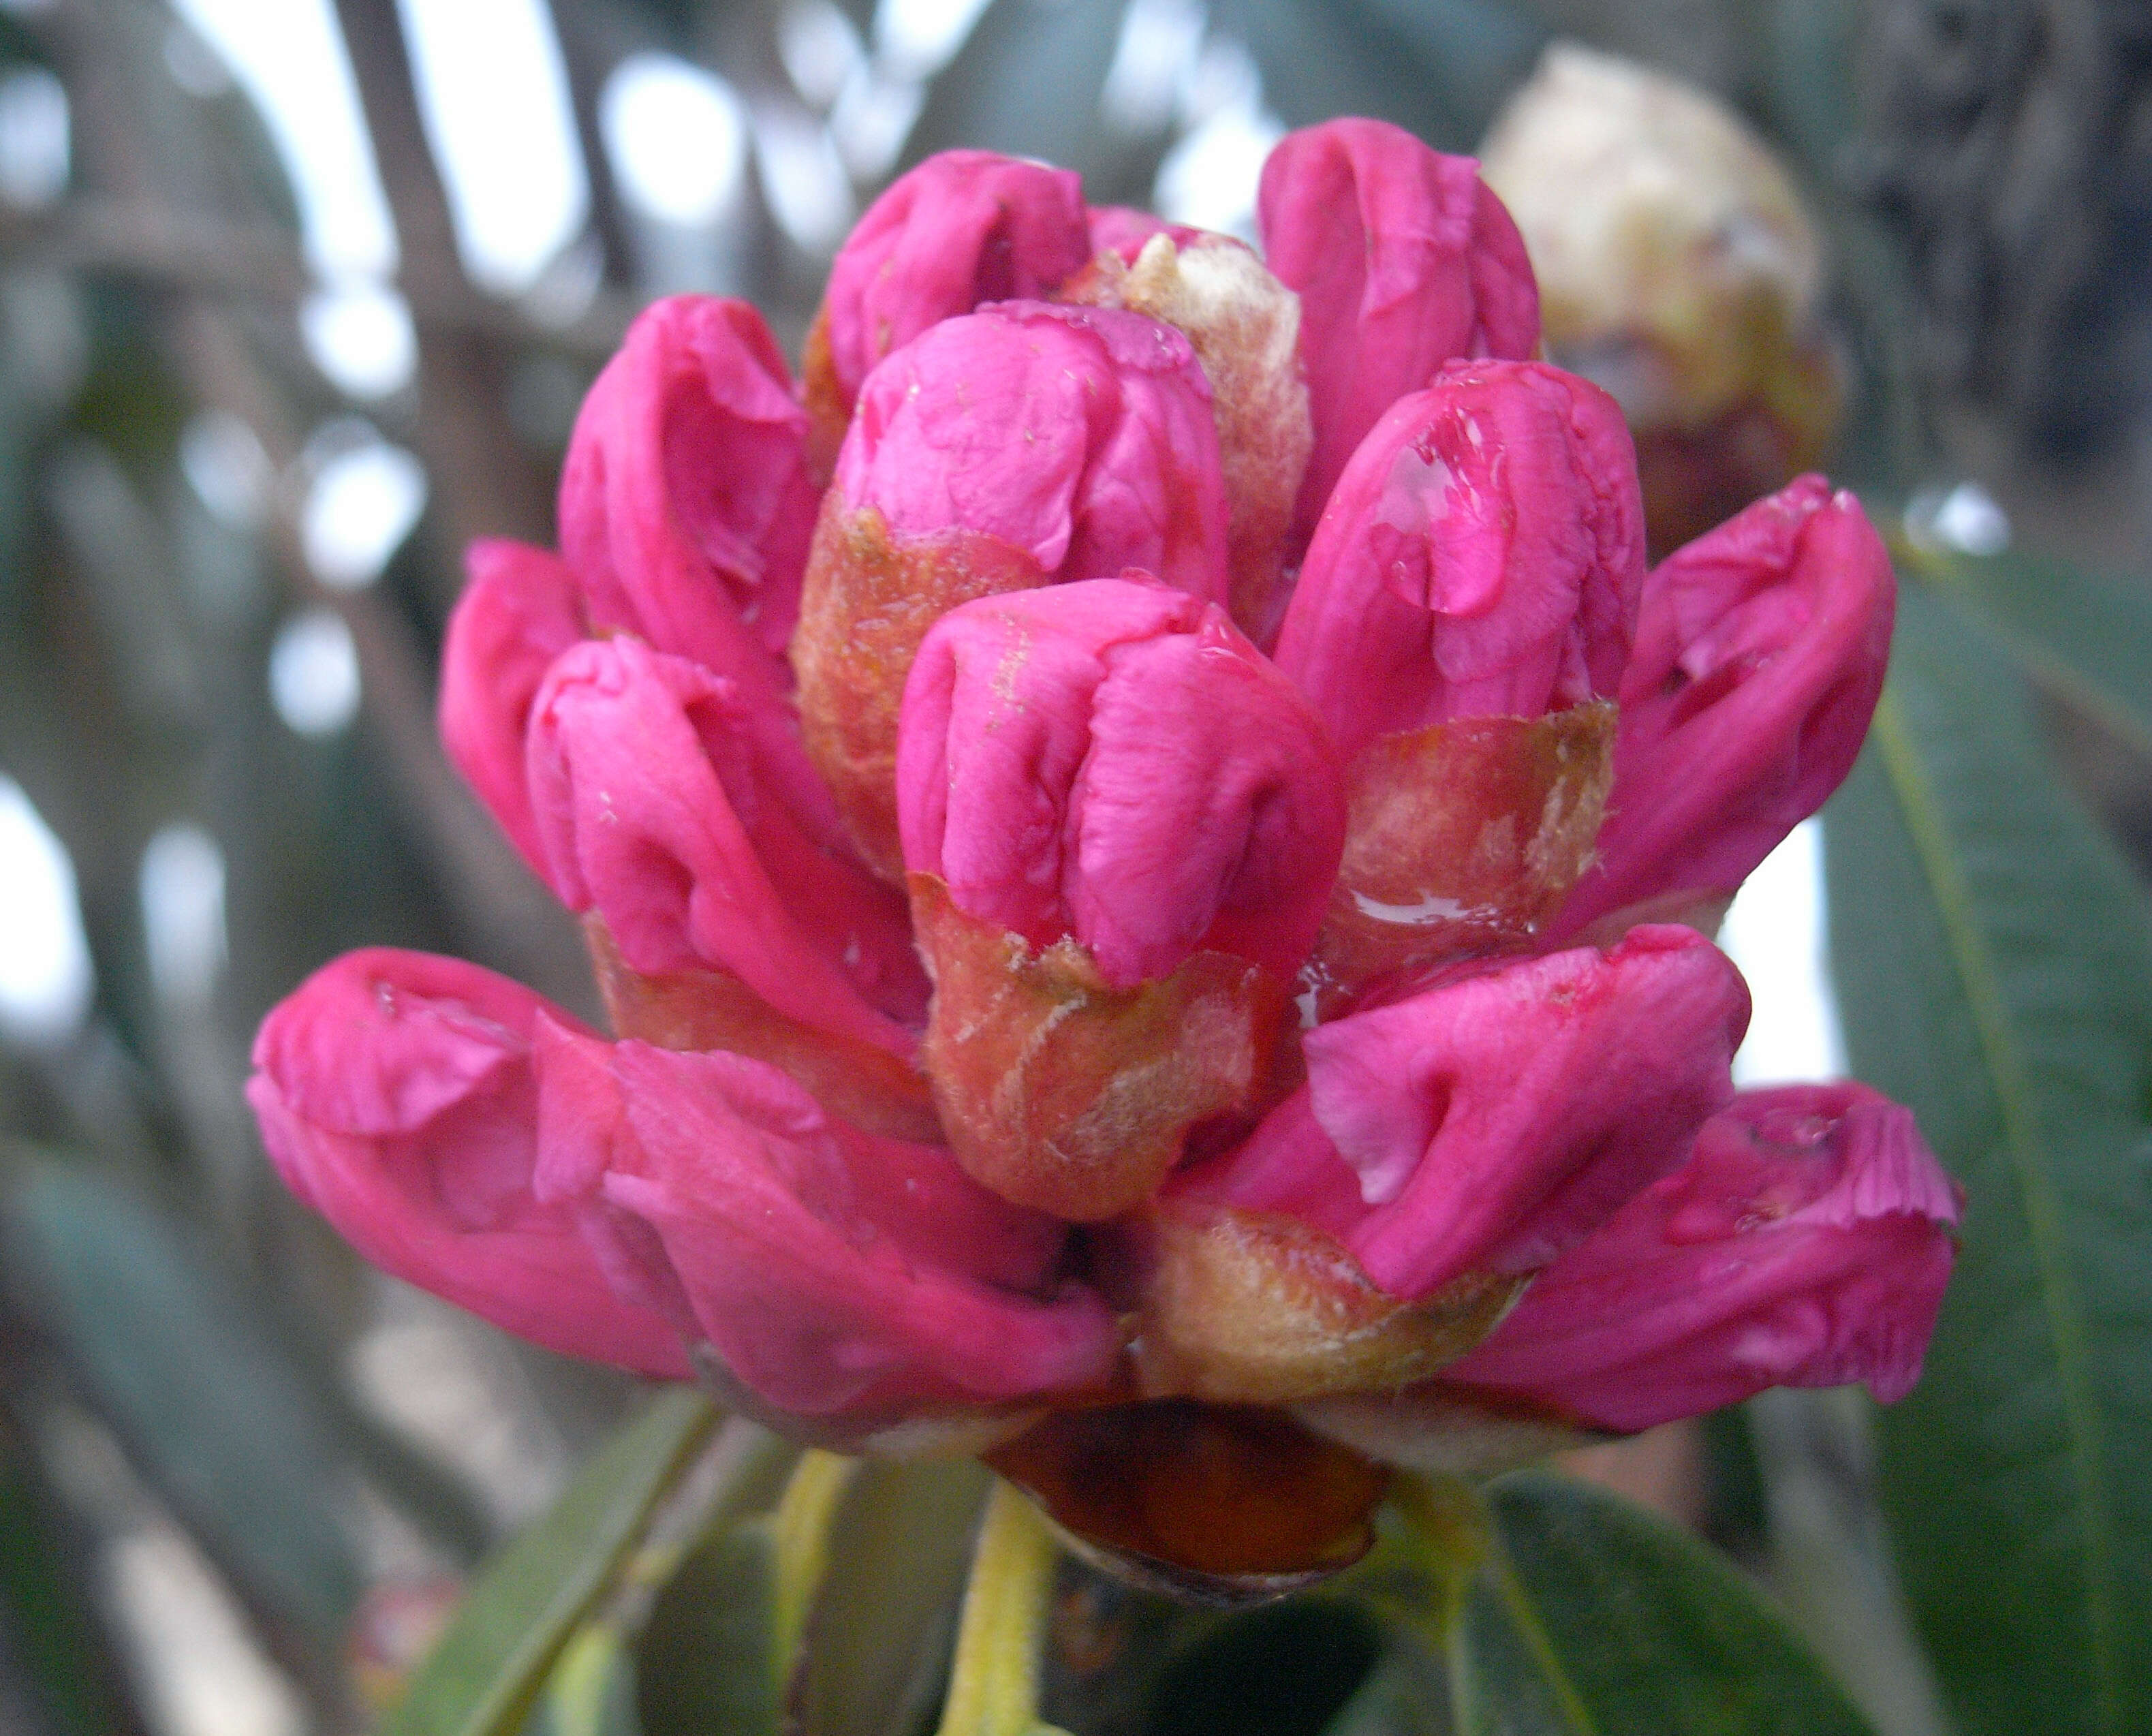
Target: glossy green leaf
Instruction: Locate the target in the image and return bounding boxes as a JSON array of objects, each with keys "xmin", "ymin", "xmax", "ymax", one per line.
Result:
[
  {"xmin": 384, "ymin": 1389, "xmax": 717, "ymax": 1736},
  {"xmin": 1920, "ymin": 544, "xmax": 2152, "ymax": 760},
  {"xmin": 795, "ymin": 1456, "xmax": 990, "ymax": 1736},
  {"xmin": 1824, "ymin": 583, "xmax": 2152, "ymax": 1736},
  {"xmin": 1450, "ymin": 1473, "xmax": 1874, "ymax": 1736},
  {"xmin": 3, "ymin": 1165, "xmax": 362, "ymax": 1640}
]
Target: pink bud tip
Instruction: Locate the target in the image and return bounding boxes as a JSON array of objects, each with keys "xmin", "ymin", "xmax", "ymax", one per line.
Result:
[
  {"xmin": 439, "ymin": 538, "xmax": 584, "ymax": 876},
  {"xmin": 1440, "ymin": 1081, "xmax": 1960, "ymax": 1430},
  {"xmin": 808, "ymin": 150, "xmax": 1091, "ymax": 431},
  {"xmin": 558, "ymin": 295, "xmax": 817, "ymax": 681},
  {"xmin": 899, "ymin": 576, "xmax": 1345, "ymax": 986},
  {"xmin": 1553, "ymin": 476, "xmax": 1895, "ymax": 937},
  {"xmin": 1178, "ymin": 925, "xmax": 1750, "ymax": 1299},
  {"xmin": 1258, "ymin": 119, "xmax": 1540, "ymax": 545},
  {"xmin": 245, "ymin": 950, "xmax": 693, "ymax": 1379},
  {"xmin": 1273, "ymin": 358, "xmax": 1644, "ymax": 760}
]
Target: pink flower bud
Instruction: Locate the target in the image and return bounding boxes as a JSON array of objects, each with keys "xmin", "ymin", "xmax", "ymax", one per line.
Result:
[
  {"xmin": 900, "ymin": 578, "xmax": 1344, "ymax": 985},
  {"xmin": 1176, "ymin": 926, "xmax": 1749, "ymax": 1300},
  {"xmin": 245, "ymin": 950, "xmax": 691, "ymax": 1378},
  {"xmin": 1258, "ymin": 119, "xmax": 1540, "ymax": 542},
  {"xmin": 1438, "ymin": 1083, "xmax": 1961, "ymax": 1430},
  {"xmin": 898, "ymin": 578, "xmax": 1343, "ymax": 1221},
  {"xmin": 1273, "ymin": 359, "xmax": 1644, "ymax": 762},
  {"xmin": 802, "ymin": 151, "xmax": 1090, "ymax": 471},
  {"xmin": 531, "ymin": 1030, "xmax": 1121, "ymax": 1422},
  {"xmin": 1553, "ymin": 476, "xmax": 1894, "ymax": 937},
  {"xmin": 792, "ymin": 303, "xmax": 1232, "ymax": 877},
  {"xmin": 438, "ymin": 538, "xmax": 584, "ymax": 875},
  {"xmin": 525, "ymin": 637, "xmax": 925, "ymax": 1064},
  {"xmin": 558, "ymin": 295, "xmax": 817, "ymax": 684}
]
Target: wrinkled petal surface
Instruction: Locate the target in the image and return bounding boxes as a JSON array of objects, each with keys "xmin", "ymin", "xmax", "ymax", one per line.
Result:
[
  {"xmin": 1439, "ymin": 1082, "xmax": 1960, "ymax": 1429},
  {"xmin": 526, "ymin": 636, "xmax": 923, "ymax": 1054},
  {"xmin": 1176, "ymin": 927, "xmax": 1749, "ymax": 1298},
  {"xmin": 534, "ymin": 1032, "xmax": 1121, "ymax": 1419},
  {"xmin": 810, "ymin": 151, "xmax": 1090, "ymax": 424},
  {"xmin": 247, "ymin": 950, "xmax": 692, "ymax": 1378},
  {"xmin": 899, "ymin": 578, "xmax": 1344, "ymax": 985},
  {"xmin": 1273, "ymin": 360, "xmax": 1643, "ymax": 760},
  {"xmin": 1555, "ymin": 476, "xmax": 1894, "ymax": 936},
  {"xmin": 559, "ymin": 294, "xmax": 819, "ymax": 678},
  {"xmin": 1258, "ymin": 119, "xmax": 1540, "ymax": 541},
  {"xmin": 831, "ymin": 303, "xmax": 1229, "ymax": 600}
]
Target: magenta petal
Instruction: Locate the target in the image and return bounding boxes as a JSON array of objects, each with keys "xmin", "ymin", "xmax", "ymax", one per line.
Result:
[
  {"xmin": 246, "ymin": 950, "xmax": 691, "ymax": 1378},
  {"xmin": 525, "ymin": 636, "xmax": 922, "ymax": 1049},
  {"xmin": 1440, "ymin": 1083, "xmax": 1961, "ymax": 1429},
  {"xmin": 836, "ymin": 302, "xmax": 1231, "ymax": 604},
  {"xmin": 1258, "ymin": 119, "xmax": 1540, "ymax": 542},
  {"xmin": 558, "ymin": 294, "xmax": 818, "ymax": 677},
  {"xmin": 1554, "ymin": 478, "xmax": 1896, "ymax": 937},
  {"xmin": 1281, "ymin": 927, "xmax": 1748, "ymax": 1297},
  {"xmin": 439, "ymin": 539, "xmax": 584, "ymax": 876},
  {"xmin": 596, "ymin": 1044, "xmax": 1120, "ymax": 1418},
  {"xmin": 1273, "ymin": 359, "xmax": 1644, "ymax": 760},
  {"xmin": 898, "ymin": 577, "xmax": 1345, "ymax": 986},
  {"xmin": 817, "ymin": 151, "xmax": 1091, "ymax": 418}
]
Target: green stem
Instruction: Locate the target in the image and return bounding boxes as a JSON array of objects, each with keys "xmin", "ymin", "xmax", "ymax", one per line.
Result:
[
  {"xmin": 936, "ymin": 1480, "xmax": 1066, "ymax": 1736},
  {"xmin": 769, "ymin": 1448, "xmax": 860, "ymax": 1676}
]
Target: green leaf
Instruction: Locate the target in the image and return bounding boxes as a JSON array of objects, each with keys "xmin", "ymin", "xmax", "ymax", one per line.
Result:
[
  {"xmin": 1144, "ymin": 1600, "xmax": 1390, "ymax": 1736},
  {"xmin": 1824, "ymin": 582, "xmax": 2152, "ymax": 1736},
  {"xmin": 634, "ymin": 1519, "xmax": 781, "ymax": 1736},
  {"xmin": 536, "ymin": 1624, "xmax": 640, "ymax": 1736},
  {"xmin": 384, "ymin": 1389, "xmax": 717, "ymax": 1736},
  {"xmin": 795, "ymin": 1456, "xmax": 991, "ymax": 1736},
  {"xmin": 1450, "ymin": 1473, "xmax": 1875, "ymax": 1736},
  {"xmin": 3, "ymin": 1165, "xmax": 362, "ymax": 1640},
  {"xmin": 1919, "ymin": 544, "xmax": 2152, "ymax": 762}
]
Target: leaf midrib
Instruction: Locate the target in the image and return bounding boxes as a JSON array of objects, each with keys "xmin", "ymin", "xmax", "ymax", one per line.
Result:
[{"xmin": 1870, "ymin": 692, "xmax": 2122, "ymax": 1731}]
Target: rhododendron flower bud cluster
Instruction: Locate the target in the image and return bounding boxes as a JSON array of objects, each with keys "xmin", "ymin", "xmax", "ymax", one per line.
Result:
[{"xmin": 250, "ymin": 119, "xmax": 1958, "ymax": 1592}]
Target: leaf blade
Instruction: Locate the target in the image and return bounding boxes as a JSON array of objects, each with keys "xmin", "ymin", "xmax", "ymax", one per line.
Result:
[
  {"xmin": 384, "ymin": 1389, "xmax": 717, "ymax": 1736},
  {"xmin": 1823, "ymin": 582, "xmax": 2152, "ymax": 1735},
  {"xmin": 1452, "ymin": 1474, "xmax": 1874, "ymax": 1736}
]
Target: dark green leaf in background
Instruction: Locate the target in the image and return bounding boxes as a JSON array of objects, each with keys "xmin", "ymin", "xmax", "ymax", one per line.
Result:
[
  {"xmin": 1450, "ymin": 1473, "xmax": 1875, "ymax": 1736},
  {"xmin": 3, "ymin": 1164, "xmax": 363, "ymax": 1641},
  {"xmin": 635, "ymin": 1521, "xmax": 781, "ymax": 1736},
  {"xmin": 1825, "ymin": 583, "xmax": 2152, "ymax": 1736},
  {"xmin": 384, "ymin": 1388, "xmax": 716, "ymax": 1736},
  {"xmin": 795, "ymin": 1456, "xmax": 991, "ymax": 1736},
  {"xmin": 1920, "ymin": 546, "xmax": 2152, "ymax": 763}
]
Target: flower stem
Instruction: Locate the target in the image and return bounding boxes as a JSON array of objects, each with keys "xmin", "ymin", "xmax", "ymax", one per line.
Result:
[
  {"xmin": 935, "ymin": 1479, "xmax": 1067, "ymax": 1736},
  {"xmin": 770, "ymin": 1448, "xmax": 860, "ymax": 1677}
]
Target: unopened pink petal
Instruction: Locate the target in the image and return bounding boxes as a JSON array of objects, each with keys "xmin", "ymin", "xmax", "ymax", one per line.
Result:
[
  {"xmin": 1441, "ymin": 1083, "xmax": 1960, "ymax": 1429},
  {"xmin": 1258, "ymin": 119, "xmax": 1539, "ymax": 542},
  {"xmin": 835, "ymin": 302, "xmax": 1230, "ymax": 603},
  {"xmin": 526, "ymin": 636, "xmax": 924, "ymax": 1048},
  {"xmin": 598, "ymin": 1044, "xmax": 1119, "ymax": 1418},
  {"xmin": 1182, "ymin": 927, "xmax": 1747, "ymax": 1299},
  {"xmin": 898, "ymin": 577, "xmax": 1344, "ymax": 985},
  {"xmin": 815, "ymin": 151, "xmax": 1091, "ymax": 418},
  {"xmin": 559, "ymin": 294, "xmax": 819, "ymax": 687},
  {"xmin": 1273, "ymin": 360, "xmax": 1644, "ymax": 759},
  {"xmin": 438, "ymin": 540, "xmax": 584, "ymax": 875},
  {"xmin": 1554, "ymin": 478, "xmax": 1894, "ymax": 937},
  {"xmin": 247, "ymin": 950, "xmax": 691, "ymax": 1378}
]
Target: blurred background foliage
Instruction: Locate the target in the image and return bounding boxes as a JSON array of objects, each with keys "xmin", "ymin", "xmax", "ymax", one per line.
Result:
[{"xmin": 0, "ymin": 0, "xmax": 2146, "ymax": 1733}]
